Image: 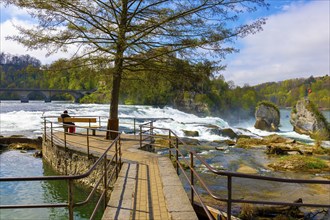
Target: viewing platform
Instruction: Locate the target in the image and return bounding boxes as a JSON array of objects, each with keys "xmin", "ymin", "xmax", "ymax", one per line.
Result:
[{"xmin": 52, "ymin": 132, "xmax": 198, "ymax": 220}]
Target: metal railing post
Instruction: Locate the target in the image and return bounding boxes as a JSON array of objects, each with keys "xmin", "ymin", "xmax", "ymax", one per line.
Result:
[
  {"xmin": 119, "ymin": 137, "xmax": 122, "ymax": 169},
  {"xmin": 175, "ymin": 137, "xmax": 179, "ymax": 175},
  {"xmin": 168, "ymin": 131, "xmax": 171, "ymax": 148},
  {"xmin": 50, "ymin": 122, "xmax": 53, "ymax": 147},
  {"xmin": 68, "ymin": 179, "xmax": 74, "ymax": 220},
  {"xmin": 190, "ymin": 152, "xmax": 194, "ymax": 205},
  {"xmin": 104, "ymin": 154, "xmax": 108, "ymax": 209},
  {"xmin": 44, "ymin": 118, "xmax": 47, "ymax": 140},
  {"xmin": 227, "ymin": 176, "xmax": 232, "ymax": 220},
  {"xmin": 150, "ymin": 121, "xmax": 153, "ymax": 136},
  {"xmin": 134, "ymin": 118, "xmax": 136, "ymax": 135},
  {"xmin": 168, "ymin": 131, "xmax": 172, "ymax": 159},
  {"xmin": 115, "ymin": 141, "xmax": 118, "ymax": 179},
  {"xmin": 64, "ymin": 129, "xmax": 67, "ymax": 150},
  {"xmin": 139, "ymin": 126, "xmax": 142, "ymax": 148},
  {"xmin": 87, "ymin": 128, "xmax": 90, "ymax": 157}
]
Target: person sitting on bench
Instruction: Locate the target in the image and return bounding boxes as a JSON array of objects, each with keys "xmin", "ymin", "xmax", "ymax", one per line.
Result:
[{"xmin": 60, "ymin": 110, "xmax": 75, "ymax": 132}]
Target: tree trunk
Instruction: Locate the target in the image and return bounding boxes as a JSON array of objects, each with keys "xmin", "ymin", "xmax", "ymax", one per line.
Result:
[
  {"xmin": 106, "ymin": 72, "xmax": 122, "ymax": 139},
  {"xmin": 106, "ymin": 0, "xmax": 128, "ymax": 140}
]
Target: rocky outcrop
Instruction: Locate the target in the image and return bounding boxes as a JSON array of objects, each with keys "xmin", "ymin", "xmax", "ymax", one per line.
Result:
[
  {"xmin": 254, "ymin": 102, "xmax": 280, "ymax": 131},
  {"xmin": 290, "ymin": 99, "xmax": 329, "ymax": 140},
  {"xmin": 183, "ymin": 130, "xmax": 199, "ymax": 137},
  {"xmin": 219, "ymin": 128, "xmax": 238, "ymax": 139}
]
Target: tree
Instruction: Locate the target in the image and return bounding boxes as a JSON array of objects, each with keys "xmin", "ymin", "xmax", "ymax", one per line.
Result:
[{"xmin": 5, "ymin": 0, "xmax": 267, "ymax": 138}]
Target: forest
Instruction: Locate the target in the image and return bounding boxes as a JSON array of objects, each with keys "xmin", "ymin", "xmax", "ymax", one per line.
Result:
[{"xmin": 1, "ymin": 52, "xmax": 329, "ymax": 121}]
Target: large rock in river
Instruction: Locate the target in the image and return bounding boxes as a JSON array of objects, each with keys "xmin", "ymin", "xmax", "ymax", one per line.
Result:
[
  {"xmin": 254, "ymin": 102, "xmax": 280, "ymax": 132},
  {"xmin": 290, "ymin": 99, "xmax": 329, "ymax": 140}
]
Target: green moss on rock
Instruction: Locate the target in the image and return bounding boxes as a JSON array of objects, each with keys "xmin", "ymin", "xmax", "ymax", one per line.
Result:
[{"xmin": 257, "ymin": 101, "xmax": 280, "ymax": 116}]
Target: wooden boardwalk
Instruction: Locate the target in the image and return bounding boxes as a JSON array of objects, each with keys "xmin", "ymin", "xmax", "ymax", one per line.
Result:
[{"xmin": 56, "ymin": 132, "xmax": 198, "ymax": 220}]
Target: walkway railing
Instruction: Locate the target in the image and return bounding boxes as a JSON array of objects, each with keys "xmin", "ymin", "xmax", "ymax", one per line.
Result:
[
  {"xmin": 139, "ymin": 122, "xmax": 330, "ymax": 219},
  {"xmin": 0, "ymin": 119, "xmax": 122, "ymax": 220},
  {"xmin": 42, "ymin": 115, "xmax": 173, "ymax": 136}
]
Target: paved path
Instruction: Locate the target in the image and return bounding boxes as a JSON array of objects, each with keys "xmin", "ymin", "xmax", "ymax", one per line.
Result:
[{"xmin": 56, "ymin": 132, "xmax": 198, "ymax": 220}]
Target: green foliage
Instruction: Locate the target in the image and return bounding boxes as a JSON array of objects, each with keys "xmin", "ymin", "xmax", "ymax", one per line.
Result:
[
  {"xmin": 0, "ymin": 53, "xmax": 100, "ymax": 101},
  {"xmin": 306, "ymin": 100, "xmax": 329, "ymax": 129},
  {"xmin": 313, "ymin": 129, "xmax": 330, "ymax": 149},
  {"xmin": 277, "ymin": 155, "xmax": 328, "ymax": 170},
  {"xmin": 257, "ymin": 101, "xmax": 280, "ymax": 116},
  {"xmin": 253, "ymin": 75, "xmax": 330, "ymax": 109},
  {"xmin": 304, "ymin": 158, "xmax": 328, "ymax": 170}
]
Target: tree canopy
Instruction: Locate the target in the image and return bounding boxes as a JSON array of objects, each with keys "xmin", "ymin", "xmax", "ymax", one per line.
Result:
[{"xmin": 4, "ymin": 0, "xmax": 268, "ymax": 136}]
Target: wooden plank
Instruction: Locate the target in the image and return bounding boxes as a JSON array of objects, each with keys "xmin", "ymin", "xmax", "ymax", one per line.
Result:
[
  {"xmin": 81, "ymin": 126, "xmax": 101, "ymax": 128},
  {"xmin": 58, "ymin": 117, "xmax": 97, "ymax": 123}
]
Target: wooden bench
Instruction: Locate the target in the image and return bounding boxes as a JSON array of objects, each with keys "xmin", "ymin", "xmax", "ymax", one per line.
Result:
[{"xmin": 58, "ymin": 117, "xmax": 101, "ymax": 135}]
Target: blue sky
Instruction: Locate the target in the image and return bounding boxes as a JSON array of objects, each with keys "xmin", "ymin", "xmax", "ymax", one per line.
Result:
[{"xmin": 1, "ymin": 0, "xmax": 329, "ymax": 86}]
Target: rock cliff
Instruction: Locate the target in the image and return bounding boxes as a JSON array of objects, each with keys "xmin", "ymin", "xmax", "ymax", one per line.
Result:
[
  {"xmin": 254, "ymin": 102, "xmax": 280, "ymax": 131},
  {"xmin": 290, "ymin": 99, "xmax": 329, "ymax": 140}
]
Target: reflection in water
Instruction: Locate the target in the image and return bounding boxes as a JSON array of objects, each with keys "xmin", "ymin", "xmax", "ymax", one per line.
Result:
[{"xmin": 0, "ymin": 150, "xmax": 103, "ymax": 220}]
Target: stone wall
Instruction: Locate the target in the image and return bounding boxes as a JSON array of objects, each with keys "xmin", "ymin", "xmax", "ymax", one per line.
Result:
[{"xmin": 42, "ymin": 138, "xmax": 107, "ymax": 188}]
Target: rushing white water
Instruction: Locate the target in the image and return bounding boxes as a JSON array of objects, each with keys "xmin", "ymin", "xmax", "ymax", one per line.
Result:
[{"xmin": 0, "ymin": 101, "xmax": 329, "ymax": 145}]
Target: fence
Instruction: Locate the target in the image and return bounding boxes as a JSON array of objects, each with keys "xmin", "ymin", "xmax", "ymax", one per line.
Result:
[
  {"xmin": 0, "ymin": 118, "xmax": 122, "ymax": 220},
  {"xmin": 139, "ymin": 122, "xmax": 330, "ymax": 219}
]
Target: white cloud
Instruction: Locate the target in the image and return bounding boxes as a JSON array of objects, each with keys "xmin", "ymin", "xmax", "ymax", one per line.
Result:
[
  {"xmin": 0, "ymin": 18, "xmax": 74, "ymax": 64},
  {"xmin": 223, "ymin": 1, "xmax": 330, "ymax": 86},
  {"xmin": 0, "ymin": 4, "xmax": 30, "ymax": 20}
]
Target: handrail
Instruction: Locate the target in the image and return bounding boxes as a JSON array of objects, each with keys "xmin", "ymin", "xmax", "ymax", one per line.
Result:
[
  {"xmin": 41, "ymin": 115, "xmax": 173, "ymax": 135},
  {"xmin": 139, "ymin": 122, "xmax": 330, "ymax": 219},
  {"xmin": 1, "ymin": 119, "xmax": 122, "ymax": 220}
]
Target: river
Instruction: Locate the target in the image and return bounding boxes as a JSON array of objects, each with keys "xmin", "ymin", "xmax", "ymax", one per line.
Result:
[{"xmin": 0, "ymin": 101, "xmax": 329, "ymax": 219}]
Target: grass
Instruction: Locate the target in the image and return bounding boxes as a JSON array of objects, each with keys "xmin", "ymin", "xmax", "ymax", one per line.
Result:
[{"xmin": 270, "ymin": 155, "xmax": 328, "ymax": 171}]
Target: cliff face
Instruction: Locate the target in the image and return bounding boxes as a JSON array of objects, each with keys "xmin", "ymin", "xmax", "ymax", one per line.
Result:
[
  {"xmin": 290, "ymin": 99, "xmax": 329, "ymax": 139},
  {"xmin": 254, "ymin": 103, "xmax": 280, "ymax": 132}
]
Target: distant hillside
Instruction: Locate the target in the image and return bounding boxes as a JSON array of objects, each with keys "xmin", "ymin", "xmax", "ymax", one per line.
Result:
[{"xmin": 253, "ymin": 75, "xmax": 330, "ymax": 109}]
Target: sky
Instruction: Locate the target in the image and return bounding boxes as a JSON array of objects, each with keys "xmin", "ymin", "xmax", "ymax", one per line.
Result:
[{"xmin": 0, "ymin": 0, "xmax": 329, "ymax": 86}]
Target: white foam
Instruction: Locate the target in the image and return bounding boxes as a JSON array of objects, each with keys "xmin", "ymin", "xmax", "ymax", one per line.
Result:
[{"xmin": 0, "ymin": 102, "xmax": 327, "ymax": 143}]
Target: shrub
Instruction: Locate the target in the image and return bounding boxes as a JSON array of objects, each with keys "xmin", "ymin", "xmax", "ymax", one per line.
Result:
[
  {"xmin": 257, "ymin": 101, "xmax": 280, "ymax": 116},
  {"xmin": 306, "ymin": 100, "xmax": 330, "ymax": 132}
]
